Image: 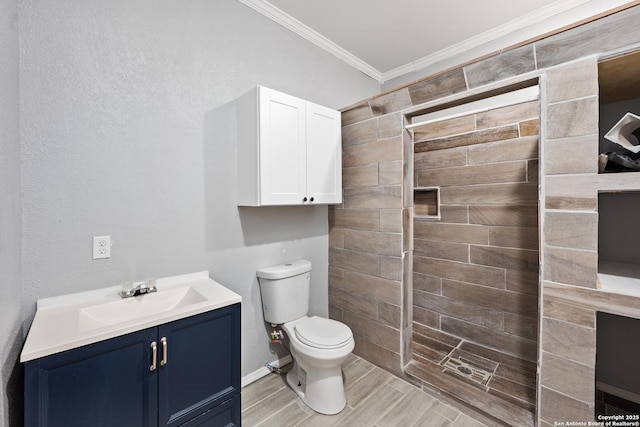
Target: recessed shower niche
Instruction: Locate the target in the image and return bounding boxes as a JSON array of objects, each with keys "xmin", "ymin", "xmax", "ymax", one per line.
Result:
[
  {"xmin": 598, "ymin": 51, "xmax": 640, "ymax": 173},
  {"xmin": 596, "ymin": 312, "xmax": 640, "ymax": 416},
  {"xmin": 598, "ymin": 192, "xmax": 640, "ymax": 294}
]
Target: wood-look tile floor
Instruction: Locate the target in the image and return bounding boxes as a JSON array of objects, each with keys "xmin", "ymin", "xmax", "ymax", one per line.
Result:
[{"xmin": 241, "ymin": 354, "xmax": 489, "ymax": 427}]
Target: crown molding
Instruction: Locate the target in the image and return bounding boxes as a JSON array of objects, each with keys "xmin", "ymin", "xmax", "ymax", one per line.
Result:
[
  {"xmin": 237, "ymin": 0, "xmax": 629, "ymax": 84},
  {"xmin": 236, "ymin": 0, "xmax": 382, "ymax": 81}
]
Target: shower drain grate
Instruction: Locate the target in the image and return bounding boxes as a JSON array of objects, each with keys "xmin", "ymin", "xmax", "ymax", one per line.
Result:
[{"xmin": 442, "ymin": 357, "xmax": 492, "ymax": 386}]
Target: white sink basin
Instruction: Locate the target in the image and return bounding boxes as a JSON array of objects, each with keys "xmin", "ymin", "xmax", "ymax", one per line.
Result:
[
  {"xmin": 79, "ymin": 286, "xmax": 208, "ymax": 328},
  {"xmin": 21, "ymin": 271, "xmax": 241, "ymax": 362}
]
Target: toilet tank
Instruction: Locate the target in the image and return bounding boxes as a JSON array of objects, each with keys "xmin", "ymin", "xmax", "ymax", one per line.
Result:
[{"xmin": 257, "ymin": 260, "xmax": 311, "ymax": 324}]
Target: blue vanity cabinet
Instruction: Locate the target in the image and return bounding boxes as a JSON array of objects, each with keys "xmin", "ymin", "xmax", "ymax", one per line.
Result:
[{"xmin": 25, "ymin": 303, "xmax": 241, "ymax": 427}]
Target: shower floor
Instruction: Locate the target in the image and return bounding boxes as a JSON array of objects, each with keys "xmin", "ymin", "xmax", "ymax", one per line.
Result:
[{"xmin": 406, "ymin": 322, "xmax": 536, "ymax": 426}]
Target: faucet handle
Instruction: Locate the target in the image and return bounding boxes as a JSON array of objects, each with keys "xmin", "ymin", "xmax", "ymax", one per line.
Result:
[{"xmin": 120, "ymin": 281, "xmax": 134, "ymax": 297}]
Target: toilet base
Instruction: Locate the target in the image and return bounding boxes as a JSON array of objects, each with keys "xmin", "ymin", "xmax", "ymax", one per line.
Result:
[{"xmin": 286, "ymin": 360, "xmax": 347, "ymax": 415}]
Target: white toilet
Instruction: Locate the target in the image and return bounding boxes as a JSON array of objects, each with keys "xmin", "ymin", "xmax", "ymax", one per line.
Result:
[{"xmin": 257, "ymin": 259, "xmax": 355, "ymax": 415}]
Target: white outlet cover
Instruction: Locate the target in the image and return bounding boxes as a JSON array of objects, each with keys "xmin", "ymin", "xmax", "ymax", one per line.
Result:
[{"xmin": 92, "ymin": 236, "xmax": 111, "ymax": 259}]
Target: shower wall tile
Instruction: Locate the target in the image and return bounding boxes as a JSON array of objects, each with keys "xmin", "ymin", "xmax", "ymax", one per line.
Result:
[
  {"xmin": 378, "ymin": 301, "xmax": 401, "ymax": 328},
  {"xmin": 505, "ymin": 270, "xmax": 539, "ymax": 297},
  {"xmin": 540, "ymin": 387, "xmax": 593, "ymax": 425},
  {"xmin": 439, "ymin": 182, "xmax": 537, "ymax": 205},
  {"xmin": 344, "ymin": 229, "xmax": 402, "ymax": 257},
  {"xmin": 413, "ymin": 306, "xmax": 439, "ymax": 329},
  {"xmin": 545, "ymin": 134, "xmax": 599, "ymax": 175},
  {"xmin": 414, "ymin": 147, "xmax": 467, "ymax": 170},
  {"xmin": 369, "ymin": 88, "xmax": 412, "ymax": 116},
  {"xmin": 330, "ymin": 208, "xmax": 380, "ymax": 231},
  {"xmin": 343, "ymin": 136, "xmax": 402, "ymax": 167},
  {"xmin": 413, "ymin": 115, "xmax": 476, "ymax": 142},
  {"xmin": 414, "ymin": 221, "xmax": 488, "ymax": 245},
  {"xmin": 343, "ymin": 270, "xmax": 401, "ymax": 305},
  {"xmin": 544, "ymin": 211, "xmax": 598, "ymax": 251},
  {"xmin": 380, "ymin": 209, "xmax": 402, "ymax": 232},
  {"xmin": 328, "ymin": 227, "xmax": 344, "ymax": 249},
  {"xmin": 343, "ymin": 118, "xmax": 377, "ymax": 146},
  {"xmin": 441, "ymin": 316, "xmax": 537, "ymax": 362},
  {"xmin": 413, "ymin": 273, "xmax": 442, "ymax": 294},
  {"xmin": 407, "ymin": 68, "xmax": 467, "ymax": 106},
  {"xmin": 414, "ymin": 256, "xmax": 505, "ymax": 289},
  {"xmin": 344, "ymin": 186, "xmax": 402, "ymax": 209},
  {"xmin": 329, "ymin": 266, "xmax": 344, "ymax": 288},
  {"xmin": 546, "ymin": 96, "xmax": 599, "ymax": 139},
  {"xmin": 343, "ymin": 164, "xmax": 379, "ymax": 188},
  {"xmin": 541, "ymin": 317, "xmax": 596, "ymax": 366},
  {"xmin": 503, "ymin": 312, "xmax": 538, "ymax": 341},
  {"xmin": 464, "ymin": 45, "xmax": 536, "ymax": 89},
  {"xmin": 544, "ymin": 56, "xmax": 598, "ymax": 103},
  {"xmin": 380, "ymin": 256, "xmax": 402, "ymax": 281},
  {"xmin": 437, "ymin": 205, "xmax": 469, "ymax": 224},
  {"xmin": 416, "ymin": 161, "xmax": 527, "ymax": 187},
  {"xmin": 489, "ymin": 226, "xmax": 538, "ymax": 250},
  {"xmin": 413, "ymin": 239, "xmax": 469, "ymax": 263},
  {"xmin": 345, "ymin": 310, "xmax": 401, "ymax": 353},
  {"xmin": 542, "ymin": 294, "xmax": 595, "ymax": 328},
  {"xmin": 466, "ymin": 136, "xmax": 538, "ymax": 164},
  {"xmin": 468, "ymin": 205, "xmax": 538, "ymax": 227},
  {"xmin": 342, "ymin": 102, "xmax": 373, "ymax": 127},
  {"xmin": 540, "ymin": 351, "xmax": 594, "ymax": 403},
  {"xmin": 415, "ymin": 125, "xmax": 519, "ymax": 153},
  {"xmin": 379, "ymin": 161, "xmax": 402, "ymax": 185},
  {"xmin": 413, "ymin": 290, "xmax": 504, "ymax": 330},
  {"xmin": 329, "ymin": 247, "xmax": 379, "ymax": 276},
  {"xmin": 378, "ymin": 113, "xmax": 403, "ymax": 139},
  {"xmin": 476, "ymin": 100, "xmax": 539, "ymax": 130},
  {"xmin": 535, "ymin": 5, "xmax": 640, "ymax": 69},
  {"xmin": 519, "ymin": 118, "xmax": 540, "ymax": 137},
  {"xmin": 543, "ymin": 246, "xmax": 598, "ymax": 288},
  {"xmin": 469, "ymin": 246, "xmax": 539, "ymax": 273},
  {"xmin": 441, "ymin": 279, "xmax": 538, "ymax": 318},
  {"xmin": 329, "ymin": 286, "xmax": 378, "ymax": 320}
]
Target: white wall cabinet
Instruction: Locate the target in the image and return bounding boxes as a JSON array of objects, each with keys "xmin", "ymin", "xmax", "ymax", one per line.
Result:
[{"xmin": 237, "ymin": 86, "xmax": 342, "ymax": 206}]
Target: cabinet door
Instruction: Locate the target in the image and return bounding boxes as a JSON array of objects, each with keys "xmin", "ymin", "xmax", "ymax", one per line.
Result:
[
  {"xmin": 158, "ymin": 304, "xmax": 241, "ymax": 427},
  {"xmin": 24, "ymin": 328, "xmax": 158, "ymax": 427},
  {"xmin": 259, "ymin": 87, "xmax": 307, "ymax": 205},
  {"xmin": 306, "ymin": 102, "xmax": 342, "ymax": 204}
]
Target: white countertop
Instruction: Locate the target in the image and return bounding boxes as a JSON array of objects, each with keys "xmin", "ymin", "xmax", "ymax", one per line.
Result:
[{"xmin": 21, "ymin": 271, "xmax": 241, "ymax": 362}]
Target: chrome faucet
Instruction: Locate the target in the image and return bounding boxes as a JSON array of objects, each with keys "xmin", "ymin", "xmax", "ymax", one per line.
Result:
[{"xmin": 120, "ymin": 279, "xmax": 157, "ymax": 298}]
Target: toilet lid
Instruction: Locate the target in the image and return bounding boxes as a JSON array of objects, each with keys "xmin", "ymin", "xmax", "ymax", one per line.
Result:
[{"xmin": 294, "ymin": 316, "xmax": 353, "ymax": 349}]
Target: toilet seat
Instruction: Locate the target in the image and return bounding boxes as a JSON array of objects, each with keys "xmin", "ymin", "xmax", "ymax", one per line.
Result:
[{"xmin": 294, "ymin": 316, "xmax": 353, "ymax": 349}]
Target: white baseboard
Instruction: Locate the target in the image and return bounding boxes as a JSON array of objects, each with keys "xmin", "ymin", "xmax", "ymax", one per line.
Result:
[{"xmin": 241, "ymin": 355, "xmax": 293, "ymax": 388}]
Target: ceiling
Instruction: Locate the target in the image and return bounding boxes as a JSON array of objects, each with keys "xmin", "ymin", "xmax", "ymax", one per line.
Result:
[{"xmin": 237, "ymin": 0, "xmax": 633, "ymax": 83}]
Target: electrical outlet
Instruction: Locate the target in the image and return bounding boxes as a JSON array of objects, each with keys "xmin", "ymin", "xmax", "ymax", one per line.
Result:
[{"xmin": 93, "ymin": 236, "xmax": 111, "ymax": 259}]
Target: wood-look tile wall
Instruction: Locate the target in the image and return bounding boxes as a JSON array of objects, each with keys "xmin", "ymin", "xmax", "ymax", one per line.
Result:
[
  {"xmin": 331, "ymin": 5, "xmax": 640, "ymax": 424},
  {"xmin": 412, "ymin": 101, "xmax": 539, "ymax": 363}
]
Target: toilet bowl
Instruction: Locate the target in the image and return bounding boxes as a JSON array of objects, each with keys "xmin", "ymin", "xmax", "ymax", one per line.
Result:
[
  {"xmin": 257, "ymin": 260, "xmax": 354, "ymax": 414},
  {"xmin": 282, "ymin": 316, "xmax": 354, "ymax": 415}
]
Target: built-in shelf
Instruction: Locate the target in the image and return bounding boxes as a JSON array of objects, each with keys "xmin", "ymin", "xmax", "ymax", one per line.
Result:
[
  {"xmin": 414, "ymin": 187, "xmax": 440, "ymax": 219},
  {"xmin": 598, "ymin": 261, "xmax": 640, "ymax": 296},
  {"xmin": 598, "ymin": 192, "xmax": 640, "ymax": 297}
]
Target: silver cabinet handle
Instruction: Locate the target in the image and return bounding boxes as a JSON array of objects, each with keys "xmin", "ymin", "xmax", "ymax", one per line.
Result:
[
  {"xmin": 160, "ymin": 337, "xmax": 168, "ymax": 366},
  {"xmin": 150, "ymin": 341, "xmax": 157, "ymax": 371}
]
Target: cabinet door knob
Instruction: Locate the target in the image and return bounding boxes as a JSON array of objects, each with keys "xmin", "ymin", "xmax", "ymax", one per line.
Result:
[
  {"xmin": 150, "ymin": 341, "xmax": 157, "ymax": 371},
  {"xmin": 302, "ymin": 197, "xmax": 308, "ymax": 202},
  {"xmin": 160, "ymin": 337, "xmax": 168, "ymax": 366}
]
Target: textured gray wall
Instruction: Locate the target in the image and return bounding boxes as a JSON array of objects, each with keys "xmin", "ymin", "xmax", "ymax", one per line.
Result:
[
  {"xmin": 18, "ymin": 0, "xmax": 378, "ymax": 391},
  {"xmin": 0, "ymin": 0, "xmax": 22, "ymax": 424}
]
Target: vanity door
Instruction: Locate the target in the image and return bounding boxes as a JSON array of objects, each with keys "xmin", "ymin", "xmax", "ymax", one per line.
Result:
[
  {"xmin": 157, "ymin": 303, "xmax": 241, "ymax": 427},
  {"xmin": 24, "ymin": 327, "xmax": 158, "ymax": 427}
]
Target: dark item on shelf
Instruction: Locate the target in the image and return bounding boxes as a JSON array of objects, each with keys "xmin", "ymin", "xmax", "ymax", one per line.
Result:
[{"xmin": 599, "ymin": 152, "xmax": 640, "ymax": 173}]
